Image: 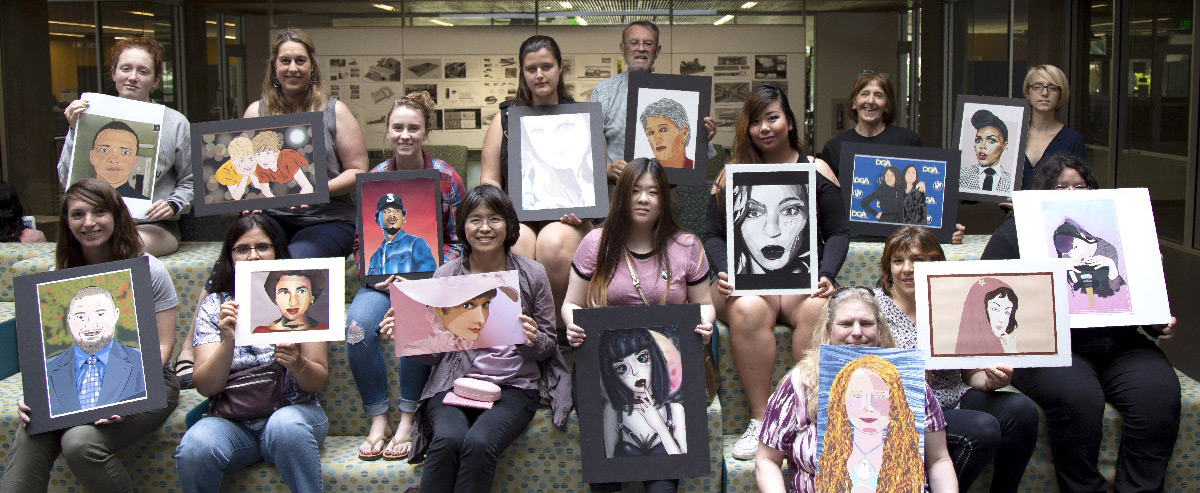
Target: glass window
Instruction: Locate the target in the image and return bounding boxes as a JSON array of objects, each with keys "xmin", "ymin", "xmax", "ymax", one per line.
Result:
[
  {"xmin": 950, "ymin": 0, "xmax": 1012, "ymax": 98},
  {"xmin": 1081, "ymin": 0, "xmax": 1114, "ymax": 186}
]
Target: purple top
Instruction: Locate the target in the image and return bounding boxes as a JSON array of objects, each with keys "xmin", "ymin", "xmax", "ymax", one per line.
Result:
[
  {"xmin": 463, "ymin": 344, "xmax": 540, "ymax": 390},
  {"xmin": 571, "ymin": 229, "xmax": 709, "ymax": 306},
  {"xmin": 758, "ymin": 371, "xmax": 947, "ymax": 493}
]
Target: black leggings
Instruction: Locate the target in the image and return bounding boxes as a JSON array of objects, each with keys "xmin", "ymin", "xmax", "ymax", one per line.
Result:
[
  {"xmin": 942, "ymin": 389, "xmax": 1039, "ymax": 493},
  {"xmin": 419, "ymin": 387, "xmax": 540, "ymax": 493},
  {"xmin": 1012, "ymin": 328, "xmax": 1180, "ymax": 492}
]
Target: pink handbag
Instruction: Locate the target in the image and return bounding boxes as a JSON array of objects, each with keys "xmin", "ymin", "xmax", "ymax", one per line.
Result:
[{"xmin": 443, "ymin": 377, "xmax": 501, "ymax": 409}]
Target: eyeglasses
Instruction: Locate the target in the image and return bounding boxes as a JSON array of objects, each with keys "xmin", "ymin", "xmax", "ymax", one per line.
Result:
[
  {"xmin": 859, "ymin": 69, "xmax": 891, "ymax": 79},
  {"xmin": 465, "ymin": 215, "xmax": 505, "ymax": 227},
  {"xmin": 232, "ymin": 243, "xmax": 274, "ymax": 255},
  {"xmin": 624, "ymin": 40, "xmax": 656, "ymax": 49},
  {"xmin": 1052, "ymin": 183, "xmax": 1090, "ymax": 190},
  {"xmin": 1028, "ymin": 83, "xmax": 1061, "ymax": 94}
]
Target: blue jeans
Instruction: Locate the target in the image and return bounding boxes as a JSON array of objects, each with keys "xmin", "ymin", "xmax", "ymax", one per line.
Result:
[
  {"xmin": 261, "ymin": 214, "xmax": 355, "ymax": 259},
  {"xmin": 175, "ymin": 403, "xmax": 329, "ymax": 493},
  {"xmin": 346, "ymin": 287, "xmax": 431, "ymax": 415}
]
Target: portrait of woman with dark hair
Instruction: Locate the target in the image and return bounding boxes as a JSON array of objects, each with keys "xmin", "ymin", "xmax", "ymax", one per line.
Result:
[
  {"xmin": 1052, "ymin": 218, "xmax": 1128, "ymax": 309},
  {"xmin": 960, "ymin": 109, "xmax": 1013, "ymax": 193},
  {"xmin": 955, "ymin": 277, "xmax": 1020, "ymax": 354},
  {"xmin": 731, "ymin": 181, "xmax": 810, "ymax": 276},
  {"xmin": 599, "ymin": 327, "xmax": 687, "ymax": 458},
  {"xmin": 253, "ymin": 269, "xmax": 329, "ymax": 333},
  {"xmin": 858, "ymin": 166, "xmax": 903, "ymax": 223}
]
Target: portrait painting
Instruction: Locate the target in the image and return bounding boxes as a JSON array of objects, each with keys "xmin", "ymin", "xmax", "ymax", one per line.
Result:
[
  {"xmin": 915, "ymin": 259, "xmax": 1072, "ymax": 370},
  {"xmin": 842, "ymin": 143, "xmax": 961, "ymax": 241},
  {"xmin": 191, "ymin": 112, "xmax": 330, "ymax": 216},
  {"xmin": 815, "ymin": 345, "xmax": 925, "ymax": 492},
  {"xmin": 507, "ymin": 102, "xmax": 609, "ymax": 222},
  {"xmin": 67, "ymin": 93, "xmax": 165, "ymax": 219},
  {"xmin": 1013, "ymin": 188, "xmax": 1171, "ymax": 328},
  {"xmin": 388, "ymin": 270, "xmax": 525, "ymax": 357},
  {"xmin": 14, "ymin": 257, "xmax": 166, "ymax": 434},
  {"xmin": 234, "ymin": 257, "xmax": 346, "ymax": 346},
  {"xmin": 574, "ymin": 304, "xmax": 709, "ymax": 484},
  {"xmin": 953, "ymin": 95, "xmax": 1030, "ymax": 202},
  {"xmin": 724, "ymin": 164, "xmax": 819, "ymax": 296},
  {"xmin": 624, "ymin": 72, "xmax": 713, "ymax": 186},
  {"xmin": 355, "ymin": 170, "xmax": 443, "ymax": 285}
]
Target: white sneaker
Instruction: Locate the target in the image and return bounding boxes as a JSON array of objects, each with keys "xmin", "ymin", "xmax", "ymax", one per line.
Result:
[{"xmin": 731, "ymin": 419, "xmax": 762, "ymax": 460}]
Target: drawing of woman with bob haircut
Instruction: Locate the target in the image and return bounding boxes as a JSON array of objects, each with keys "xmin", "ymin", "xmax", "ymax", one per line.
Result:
[
  {"xmin": 598, "ymin": 327, "xmax": 687, "ymax": 458},
  {"xmin": 817, "ymin": 354, "xmax": 924, "ymax": 493},
  {"xmin": 955, "ymin": 277, "xmax": 1020, "ymax": 355},
  {"xmin": 1052, "ymin": 218, "xmax": 1126, "ymax": 308}
]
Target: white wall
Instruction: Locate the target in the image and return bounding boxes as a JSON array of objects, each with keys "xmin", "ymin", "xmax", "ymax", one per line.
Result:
[{"xmin": 303, "ymin": 25, "xmax": 805, "ymax": 151}]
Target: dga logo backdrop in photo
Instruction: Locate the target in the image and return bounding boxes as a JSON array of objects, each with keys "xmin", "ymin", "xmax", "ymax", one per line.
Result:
[{"xmin": 848, "ymin": 154, "xmax": 947, "ymax": 228}]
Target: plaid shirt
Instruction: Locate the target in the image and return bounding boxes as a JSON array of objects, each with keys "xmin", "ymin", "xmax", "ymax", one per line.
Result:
[{"xmin": 371, "ymin": 152, "xmax": 465, "ymax": 262}]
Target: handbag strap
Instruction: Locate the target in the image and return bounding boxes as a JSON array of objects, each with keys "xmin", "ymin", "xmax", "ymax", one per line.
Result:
[{"xmin": 623, "ymin": 249, "xmax": 668, "ymax": 306}]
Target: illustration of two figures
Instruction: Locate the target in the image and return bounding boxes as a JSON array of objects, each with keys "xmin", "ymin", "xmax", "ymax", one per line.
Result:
[{"xmin": 215, "ymin": 131, "xmax": 314, "ymax": 200}]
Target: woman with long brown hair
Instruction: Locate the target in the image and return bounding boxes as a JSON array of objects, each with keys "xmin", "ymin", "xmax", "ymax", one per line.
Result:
[
  {"xmin": 564, "ymin": 157, "xmax": 715, "ymax": 493},
  {"xmin": 754, "ymin": 287, "xmax": 956, "ymax": 493},
  {"xmin": 3, "ymin": 179, "xmax": 180, "ymax": 491},
  {"xmin": 59, "ymin": 36, "xmax": 192, "ymax": 257},
  {"xmin": 699, "ymin": 82, "xmax": 850, "ymax": 460}
]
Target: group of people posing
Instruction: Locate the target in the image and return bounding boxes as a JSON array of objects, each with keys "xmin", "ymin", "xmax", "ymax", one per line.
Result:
[{"xmin": 0, "ymin": 18, "xmax": 1180, "ymax": 493}]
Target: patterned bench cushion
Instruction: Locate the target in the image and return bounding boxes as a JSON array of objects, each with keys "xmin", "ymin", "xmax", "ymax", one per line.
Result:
[{"xmin": 0, "ymin": 243, "xmax": 55, "ymax": 302}]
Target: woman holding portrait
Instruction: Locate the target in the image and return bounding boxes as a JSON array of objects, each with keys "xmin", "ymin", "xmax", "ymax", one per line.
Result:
[
  {"xmin": 700, "ymin": 82, "xmax": 850, "ymax": 461},
  {"xmin": 59, "ymin": 36, "xmax": 192, "ymax": 257}
]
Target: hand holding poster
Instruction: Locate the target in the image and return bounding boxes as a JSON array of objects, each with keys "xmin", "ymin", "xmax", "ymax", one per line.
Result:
[{"xmin": 234, "ymin": 258, "xmax": 346, "ymax": 346}]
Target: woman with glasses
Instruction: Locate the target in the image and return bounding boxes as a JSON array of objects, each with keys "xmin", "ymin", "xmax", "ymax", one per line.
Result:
[
  {"xmin": 875, "ymin": 226, "xmax": 1038, "ymax": 492},
  {"xmin": 1021, "ymin": 65, "xmax": 1086, "ymax": 190},
  {"xmin": 754, "ymin": 286, "xmax": 957, "ymax": 493},
  {"xmin": 981, "ymin": 154, "xmax": 1180, "ymax": 492},
  {"xmin": 344, "ymin": 91, "xmax": 465, "ymax": 461}
]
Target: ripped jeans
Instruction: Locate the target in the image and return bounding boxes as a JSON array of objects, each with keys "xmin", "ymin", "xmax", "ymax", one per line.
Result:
[{"xmin": 345, "ymin": 287, "xmax": 431, "ymax": 416}]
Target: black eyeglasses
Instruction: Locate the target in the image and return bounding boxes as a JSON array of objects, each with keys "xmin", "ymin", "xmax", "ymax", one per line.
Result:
[
  {"xmin": 232, "ymin": 243, "xmax": 274, "ymax": 255},
  {"xmin": 1028, "ymin": 83, "xmax": 1061, "ymax": 94}
]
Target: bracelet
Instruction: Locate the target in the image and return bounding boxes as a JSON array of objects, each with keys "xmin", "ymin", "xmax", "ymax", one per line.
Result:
[{"xmin": 292, "ymin": 357, "xmax": 308, "ymax": 376}]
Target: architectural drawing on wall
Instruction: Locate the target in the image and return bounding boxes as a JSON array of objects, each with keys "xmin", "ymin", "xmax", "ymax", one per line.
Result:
[
  {"xmin": 714, "ymin": 82, "xmax": 751, "ymax": 103},
  {"xmin": 679, "ymin": 57, "xmax": 708, "ymax": 76},
  {"xmin": 370, "ymin": 86, "xmax": 395, "ymax": 104},
  {"xmin": 444, "ymin": 61, "xmax": 467, "ymax": 79},
  {"xmin": 717, "ymin": 55, "xmax": 748, "ymax": 65},
  {"xmin": 349, "ymin": 85, "xmax": 360, "ymax": 101},
  {"xmin": 561, "ymin": 56, "xmax": 574, "ymax": 78},
  {"xmin": 405, "ymin": 58, "xmax": 442, "ymax": 79},
  {"xmin": 328, "ymin": 57, "xmax": 362, "ymax": 82},
  {"xmin": 714, "ymin": 107, "xmax": 739, "ymax": 128},
  {"xmin": 754, "ymin": 55, "xmax": 787, "ymax": 79},
  {"xmin": 444, "ymin": 109, "xmax": 481, "ymax": 130},
  {"xmin": 365, "ymin": 58, "xmax": 402, "ymax": 82}
]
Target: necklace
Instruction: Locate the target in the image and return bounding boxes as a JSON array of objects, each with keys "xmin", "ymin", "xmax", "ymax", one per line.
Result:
[{"xmin": 851, "ymin": 435, "xmax": 884, "ymax": 483}]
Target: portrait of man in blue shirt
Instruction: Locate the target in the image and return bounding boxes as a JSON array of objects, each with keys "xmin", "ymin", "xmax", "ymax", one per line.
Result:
[
  {"xmin": 367, "ymin": 192, "xmax": 436, "ymax": 276},
  {"xmin": 45, "ymin": 286, "xmax": 146, "ymax": 417}
]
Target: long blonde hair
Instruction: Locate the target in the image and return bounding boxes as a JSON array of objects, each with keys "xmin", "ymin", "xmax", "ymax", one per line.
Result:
[
  {"xmin": 258, "ymin": 28, "xmax": 327, "ymax": 115},
  {"xmin": 815, "ymin": 355, "xmax": 925, "ymax": 492}
]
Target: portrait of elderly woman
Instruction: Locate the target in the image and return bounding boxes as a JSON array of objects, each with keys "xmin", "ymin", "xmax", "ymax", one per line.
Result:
[
  {"xmin": 638, "ymin": 98, "xmax": 693, "ymax": 169},
  {"xmin": 391, "ymin": 271, "xmax": 524, "ymax": 357},
  {"xmin": 253, "ymin": 269, "xmax": 329, "ymax": 333}
]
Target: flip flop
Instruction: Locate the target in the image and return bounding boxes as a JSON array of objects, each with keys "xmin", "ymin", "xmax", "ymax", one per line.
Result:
[
  {"xmin": 383, "ymin": 435, "xmax": 412, "ymax": 461},
  {"xmin": 358, "ymin": 428, "xmax": 392, "ymax": 461}
]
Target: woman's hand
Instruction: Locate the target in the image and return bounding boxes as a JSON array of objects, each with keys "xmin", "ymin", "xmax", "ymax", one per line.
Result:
[
  {"xmin": 965, "ymin": 366, "xmax": 1013, "ymax": 392},
  {"xmin": 608, "ymin": 159, "xmax": 628, "ymax": 182},
  {"xmin": 703, "ymin": 116, "xmax": 717, "ymax": 140},
  {"xmin": 379, "ymin": 308, "xmax": 396, "ymax": 339},
  {"xmin": 519, "ymin": 314, "xmax": 538, "ymax": 346},
  {"xmin": 16, "ymin": 399, "xmax": 30, "ymax": 427},
  {"xmin": 64, "ymin": 99, "xmax": 89, "ymax": 128},
  {"xmin": 372, "ymin": 275, "xmax": 400, "ymax": 292},
  {"xmin": 566, "ymin": 323, "xmax": 586, "ymax": 347},
  {"xmin": 274, "ymin": 342, "xmax": 304, "ymax": 371},
  {"xmin": 1149, "ymin": 316, "xmax": 1177, "ymax": 341},
  {"xmin": 218, "ymin": 301, "xmax": 239, "ymax": 342},
  {"xmin": 694, "ymin": 322, "xmax": 713, "ymax": 346},
  {"xmin": 636, "ymin": 393, "xmax": 672, "ymax": 437},
  {"xmin": 812, "ymin": 277, "xmax": 836, "ymax": 298},
  {"xmin": 559, "ymin": 213, "xmax": 583, "ymax": 226},
  {"xmin": 916, "ymin": 181, "xmax": 927, "ymax": 193},
  {"xmin": 144, "ymin": 200, "xmax": 175, "ymax": 221},
  {"xmin": 240, "ymin": 209, "xmax": 265, "ymax": 216},
  {"xmin": 93, "ymin": 415, "xmax": 124, "ymax": 426},
  {"xmin": 1082, "ymin": 255, "xmax": 1118, "ymax": 279},
  {"xmin": 714, "ymin": 272, "xmax": 734, "ymax": 299},
  {"xmin": 951, "ymin": 224, "xmax": 966, "ymax": 244}
]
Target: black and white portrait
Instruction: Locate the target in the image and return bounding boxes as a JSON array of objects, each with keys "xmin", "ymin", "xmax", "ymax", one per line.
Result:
[{"xmin": 725, "ymin": 164, "xmax": 819, "ymax": 295}]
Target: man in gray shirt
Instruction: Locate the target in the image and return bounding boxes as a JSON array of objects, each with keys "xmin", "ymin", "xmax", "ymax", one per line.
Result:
[{"xmin": 591, "ymin": 20, "xmax": 717, "ymax": 183}]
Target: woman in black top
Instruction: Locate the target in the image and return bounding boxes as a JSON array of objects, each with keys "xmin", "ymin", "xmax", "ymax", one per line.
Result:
[
  {"xmin": 699, "ymin": 82, "xmax": 850, "ymax": 460},
  {"xmin": 981, "ymin": 154, "xmax": 1180, "ymax": 492},
  {"xmin": 859, "ymin": 165, "xmax": 905, "ymax": 222},
  {"xmin": 819, "ymin": 73, "xmax": 921, "ymax": 179}
]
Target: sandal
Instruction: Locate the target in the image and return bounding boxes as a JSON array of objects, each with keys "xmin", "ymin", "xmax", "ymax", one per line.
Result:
[
  {"xmin": 174, "ymin": 359, "xmax": 194, "ymax": 390},
  {"xmin": 383, "ymin": 435, "xmax": 412, "ymax": 461},
  {"xmin": 358, "ymin": 428, "xmax": 392, "ymax": 461}
]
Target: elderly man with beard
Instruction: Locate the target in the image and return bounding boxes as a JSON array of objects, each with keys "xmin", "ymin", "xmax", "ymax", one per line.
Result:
[
  {"xmin": 590, "ymin": 20, "xmax": 717, "ymax": 183},
  {"xmin": 367, "ymin": 192, "xmax": 436, "ymax": 276},
  {"xmin": 46, "ymin": 286, "xmax": 147, "ymax": 416}
]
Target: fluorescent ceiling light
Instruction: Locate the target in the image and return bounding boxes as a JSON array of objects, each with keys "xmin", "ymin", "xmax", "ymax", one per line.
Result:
[
  {"xmin": 372, "ymin": 4, "xmax": 397, "ymax": 12},
  {"xmin": 741, "ymin": 2, "xmax": 758, "ymax": 8},
  {"xmin": 714, "ymin": 15, "xmax": 735, "ymax": 25},
  {"xmin": 50, "ymin": 32, "xmax": 86, "ymax": 38},
  {"xmin": 560, "ymin": 1, "xmax": 573, "ymax": 8},
  {"xmin": 48, "ymin": 20, "xmax": 149, "ymax": 33},
  {"xmin": 429, "ymin": 18, "xmax": 454, "ymax": 26},
  {"xmin": 575, "ymin": 16, "xmax": 588, "ymax": 25},
  {"xmin": 128, "ymin": 11, "xmax": 154, "ymax": 17},
  {"xmin": 441, "ymin": 13, "xmax": 536, "ymax": 19}
]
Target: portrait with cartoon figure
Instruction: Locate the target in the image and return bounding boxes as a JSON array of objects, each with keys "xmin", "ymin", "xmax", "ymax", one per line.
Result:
[{"xmin": 355, "ymin": 170, "xmax": 443, "ymax": 284}]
